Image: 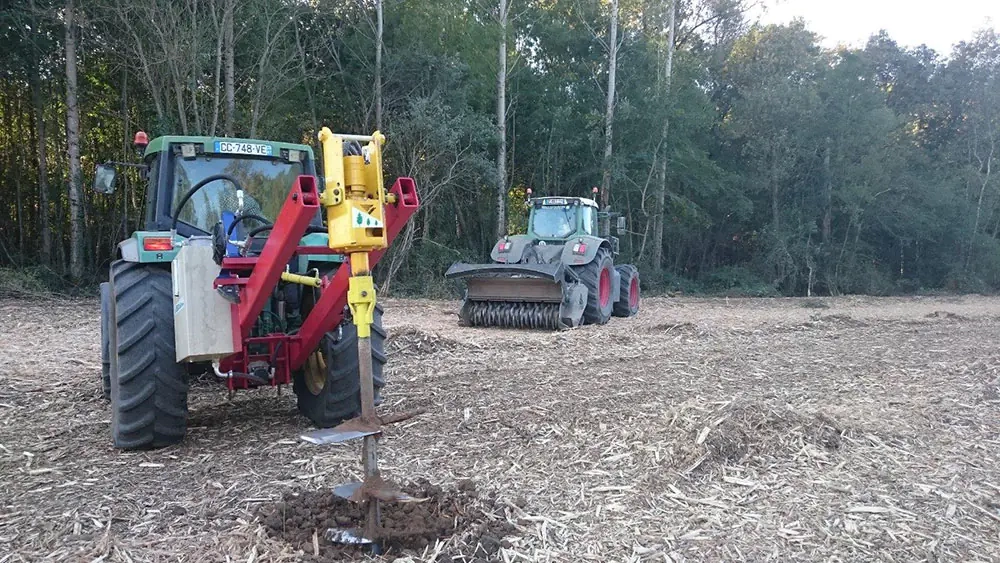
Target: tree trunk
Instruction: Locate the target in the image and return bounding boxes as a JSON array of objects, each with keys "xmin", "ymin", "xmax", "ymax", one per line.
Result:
[
  {"xmin": 28, "ymin": 0, "xmax": 50, "ymax": 263},
  {"xmin": 223, "ymin": 0, "xmax": 235, "ymax": 136},
  {"xmin": 967, "ymin": 143, "xmax": 994, "ymax": 271},
  {"xmin": 421, "ymin": 207, "xmax": 432, "ymax": 243},
  {"xmin": 32, "ymin": 70, "xmax": 51, "ymax": 264},
  {"xmin": 599, "ymin": 0, "xmax": 620, "ymax": 236},
  {"xmin": 210, "ymin": 0, "xmax": 225, "ymax": 137},
  {"xmin": 65, "ymin": 0, "xmax": 84, "ymax": 279},
  {"xmin": 651, "ymin": 0, "xmax": 675, "ymax": 271},
  {"xmin": 375, "ymin": 0, "xmax": 384, "ymax": 131},
  {"xmin": 293, "ymin": 23, "xmax": 319, "ymax": 153},
  {"xmin": 770, "ymin": 142, "xmax": 780, "ymax": 232},
  {"xmin": 822, "ymin": 136, "xmax": 832, "ymax": 244},
  {"xmin": 495, "ymin": 0, "xmax": 509, "ymax": 239}
]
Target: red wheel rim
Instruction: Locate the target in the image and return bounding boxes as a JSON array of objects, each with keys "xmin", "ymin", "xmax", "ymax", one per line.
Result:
[
  {"xmin": 599, "ymin": 268, "xmax": 611, "ymax": 308},
  {"xmin": 629, "ymin": 276, "xmax": 640, "ymax": 308}
]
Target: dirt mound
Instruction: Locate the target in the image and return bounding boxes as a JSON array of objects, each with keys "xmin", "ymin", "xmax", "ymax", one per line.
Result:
[
  {"xmin": 677, "ymin": 402, "xmax": 845, "ymax": 474},
  {"xmin": 808, "ymin": 313, "xmax": 867, "ymax": 327},
  {"xmin": 925, "ymin": 310, "xmax": 968, "ymax": 321},
  {"xmin": 386, "ymin": 327, "xmax": 466, "ymax": 356},
  {"xmin": 260, "ymin": 479, "xmax": 516, "ymax": 561}
]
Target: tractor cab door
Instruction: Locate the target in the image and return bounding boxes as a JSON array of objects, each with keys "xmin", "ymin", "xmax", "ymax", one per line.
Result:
[{"xmin": 579, "ymin": 205, "xmax": 597, "ymax": 236}]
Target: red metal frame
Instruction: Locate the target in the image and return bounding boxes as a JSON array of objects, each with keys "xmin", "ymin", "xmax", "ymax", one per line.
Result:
[
  {"xmin": 236, "ymin": 175, "xmax": 319, "ymax": 338},
  {"xmin": 216, "ymin": 176, "xmax": 419, "ymax": 390},
  {"xmin": 289, "ymin": 177, "xmax": 419, "ymax": 370}
]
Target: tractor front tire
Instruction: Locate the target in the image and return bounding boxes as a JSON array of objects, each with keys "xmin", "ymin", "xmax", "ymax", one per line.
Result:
[
  {"xmin": 100, "ymin": 282, "xmax": 112, "ymax": 400},
  {"xmin": 573, "ymin": 249, "xmax": 615, "ymax": 325},
  {"xmin": 293, "ymin": 304, "xmax": 387, "ymax": 428},
  {"xmin": 109, "ymin": 260, "xmax": 188, "ymax": 450},
  {"xmin": 613, "ymin": 264, "xmax": 640, "ymax": 317}
]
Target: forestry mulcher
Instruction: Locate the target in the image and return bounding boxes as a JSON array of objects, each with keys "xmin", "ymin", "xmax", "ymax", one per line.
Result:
[{"xmin": 445, "ymin": 188, "xmax": 640, "ymax": 329}]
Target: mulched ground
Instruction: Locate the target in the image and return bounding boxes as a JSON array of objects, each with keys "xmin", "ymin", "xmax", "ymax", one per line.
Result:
[{"xmin": 1, "ymin": 294, "xmax": 1000, "ymax": 561}]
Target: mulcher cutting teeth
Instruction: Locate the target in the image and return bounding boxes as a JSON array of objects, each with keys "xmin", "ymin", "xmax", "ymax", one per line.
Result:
[{"xmin": 462, "ymin": 301, "xmax": 562, "ymax": 329}]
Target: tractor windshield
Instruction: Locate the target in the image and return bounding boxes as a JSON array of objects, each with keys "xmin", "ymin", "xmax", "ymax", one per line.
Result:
[
  {"xmin": 171, "ymin": 155, "xmax": 303, "ymax": 233},
  {"xmin": 532, "ymin": 205, "xmax": 578, "ymax": 239}
]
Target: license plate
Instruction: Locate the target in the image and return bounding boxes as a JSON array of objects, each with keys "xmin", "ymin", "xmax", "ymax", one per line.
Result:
[{"xmin": 213, "ymin": 141, "xmax": 273, "ymax": 156}]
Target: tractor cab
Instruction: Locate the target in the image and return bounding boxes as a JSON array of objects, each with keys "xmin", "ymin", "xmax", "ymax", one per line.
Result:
[
  {"xmin": 95, "ymin": 133, "xmax": 327, "ymax": 264},
  {"xmin": 528, "ymin": 196, "xmax": 600, "ymax": 241}
]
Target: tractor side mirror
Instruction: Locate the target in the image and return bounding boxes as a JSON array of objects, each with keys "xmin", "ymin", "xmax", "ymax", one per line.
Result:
[
  {"xmin": 93, "ymin": 164, "xmax": 117, "ymax": 194},
  {"xmin": 616, "ymin": 216, "xmax": 626, "ymax": 234}
]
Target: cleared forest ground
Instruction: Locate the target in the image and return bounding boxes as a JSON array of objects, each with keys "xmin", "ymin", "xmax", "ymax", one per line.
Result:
[{"xmin": 2, "ymin": 295, "xmax": 1000, "ymax": 562}]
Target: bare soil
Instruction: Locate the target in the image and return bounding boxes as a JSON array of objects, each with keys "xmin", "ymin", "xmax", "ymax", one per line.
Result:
[{"xmin": 2, "ymin": 294, "xmax": 1000, "ymax": 561}]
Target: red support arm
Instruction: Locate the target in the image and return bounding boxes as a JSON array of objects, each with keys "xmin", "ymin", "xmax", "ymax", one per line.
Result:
[
  {"xmin": 290, "ymin": 177, "xmax": 419, "ymax": 370},
  {"xmin": 237, "ymin": 175, "xmax": 320, "ymax": 338}
]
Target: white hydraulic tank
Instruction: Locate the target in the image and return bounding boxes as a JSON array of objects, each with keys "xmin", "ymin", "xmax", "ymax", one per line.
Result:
[{"xmin": 172, "ymin": 237, "xmax": 237, "ymax": 363}]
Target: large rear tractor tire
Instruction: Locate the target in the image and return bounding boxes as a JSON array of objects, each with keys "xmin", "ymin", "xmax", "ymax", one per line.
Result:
[
  {"xmin": 613, "ymin": 264, "xmax": 640, "ymax": 317},
  {"xmin": 573, "ymin": 249, "xmax": 615, "ymax": 325},
  {"xmin": 293, "ymin": 304, "xmax": 387, "ymax": 428},
  {"xmin": 109, "ymin": 260, "xmax": 189, "ymax": 450},
  {"xmin": 100, "ymin": 282, "xmax": 112, "ymax": 400}
]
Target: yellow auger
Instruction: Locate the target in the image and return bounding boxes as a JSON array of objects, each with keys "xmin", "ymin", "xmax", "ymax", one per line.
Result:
[{"xmin": 300, "ymin": 127, "xmax": 422, "ymax": 549}]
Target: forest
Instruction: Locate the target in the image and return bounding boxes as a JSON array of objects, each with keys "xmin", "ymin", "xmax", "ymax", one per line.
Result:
[{"xmin": 0, "ymin": 0, "xmax": 998, "ymax": 297}]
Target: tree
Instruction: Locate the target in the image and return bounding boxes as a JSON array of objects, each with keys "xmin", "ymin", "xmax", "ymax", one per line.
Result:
[
  {"xmin": 495, "ymin": 0, "xmax": 511, "ymax": 238},
  {"xmin": 599, "ymin": 0, "xmax": 619, "ymax": 234},
  {"xmin": 65, "ymin": 0, "xmax": 83, "ymax": 279},
  {"xmin": 650, "ymin": 0, "xmax": 676, "ymax": 271},
  {"xmin": 375, "ymin": 0, "xmax": 384, "ymax": 130}
]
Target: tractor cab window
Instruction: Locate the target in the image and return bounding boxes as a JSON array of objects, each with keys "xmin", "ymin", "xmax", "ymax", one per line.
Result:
[
  {"xmin": 580, "ymin": 205, "xmax": 596, "ymax": 235},
  {"xmin": 171, "ymin": 154, "xmax": 302, "ymax": 234},
  {"xmin": 144, "ymin": 154, "xmax": 160, "ymax": 230},
  {"xmin": 532, "ymin": 205, "xmax": 577, "ymax": 239}
]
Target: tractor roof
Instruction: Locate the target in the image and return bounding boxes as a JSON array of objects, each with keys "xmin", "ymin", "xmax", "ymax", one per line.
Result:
[
  {"xmin": 143, "ymin": 135, "xmax": 314, "ymax": 160},
  {"xmin": 533, "ymin": 196, "xmax": 599, "ymax": 208}
]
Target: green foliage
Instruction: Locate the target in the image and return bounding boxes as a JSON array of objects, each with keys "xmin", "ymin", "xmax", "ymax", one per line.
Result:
[
  {"xmin": 703, "ymin": 266, "xmax": 780, "ymax": 297},
  {"xmin": 1, "ymin": 0, "xmax": 999, "ymax": 296},
  {"xmin": 0, "ymin": 267, "xmax": 60, "ymax": 298}
]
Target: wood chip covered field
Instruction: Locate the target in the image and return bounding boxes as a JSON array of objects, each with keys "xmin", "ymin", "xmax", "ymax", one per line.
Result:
[{"xmin": 2, "ymin": 295, "xmax": 1000, "ymax": 562}]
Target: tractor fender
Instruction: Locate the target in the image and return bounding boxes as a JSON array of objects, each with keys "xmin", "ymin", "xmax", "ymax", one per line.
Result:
[
  {"xmin": 560, "ymin": 235, "xmax": 611, "ymax": 267},
  {"xmin": 563, "ymin": 237, "xmax": 620, "ymax": 299},
  {"xmin": 119, "ymin": 231, "xmax": 182, "ymax": 263},
  {"xmin": 118, "ymin": 238, "xmax": 140, "ymax": 262},
  {"xmin": 489, "ymin": 234, "xmax": 534, "ymax": 263}
]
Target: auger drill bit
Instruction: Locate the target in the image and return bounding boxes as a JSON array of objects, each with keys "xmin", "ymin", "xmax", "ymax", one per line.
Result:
[{"xmin": 353, "ymin": 266, "xmax": 381, "ymax": 545}]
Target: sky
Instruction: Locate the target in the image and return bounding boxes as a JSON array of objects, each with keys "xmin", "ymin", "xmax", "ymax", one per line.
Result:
[{"xmin": 755, "ymin": 0, "xmax": 999, "ymax": 55}]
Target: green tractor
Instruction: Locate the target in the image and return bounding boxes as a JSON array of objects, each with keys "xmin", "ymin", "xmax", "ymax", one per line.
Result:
[
  {"xmin": 96, "ymin": 131, "xmax": 420, "ymax": 450},
  {"xmin": 445, "ymin": 190, "xmax": 640, "ymax": 329}
]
